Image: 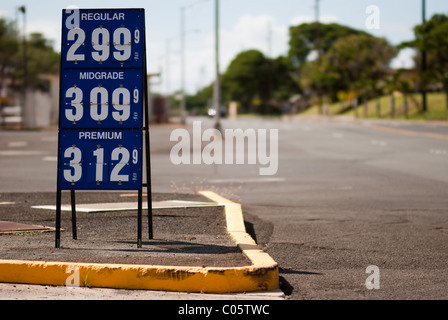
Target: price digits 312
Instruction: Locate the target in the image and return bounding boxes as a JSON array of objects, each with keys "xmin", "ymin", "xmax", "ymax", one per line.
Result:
[{"xmin": 64, "ymin": 146, "xmax": 139, "ymax": 184}]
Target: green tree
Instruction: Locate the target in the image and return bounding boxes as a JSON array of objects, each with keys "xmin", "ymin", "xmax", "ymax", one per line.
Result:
[
  {"xmin": 220, "ymin": 50, "xmax": 300, "ymax": 114},
  {"xmin": 269, "ymin": 56, "xmax": 301, "ymax": 107},
  {"xmin": 0, "ymin": 17, "xmax": 59, "ymax": 92},
  {"xmin": 401, "ymin": 14, "xmax": 448, "ymax": 109},
  {"xmin": 325, "ymin": 34, "xmax": 396, "ymax": 96},
  {"xmin": 222, "ymin": 49, "xmax": 271, "ymax": 112},
  {"xmin": 288, "ymin": 22, "xmax": 376, "ymax": 112},
  {"xmin": 0, "ymin": 18, "xmax": 19, "ymax": 85},
  {"xmin": 24, "ymin": 33, "xmax": 60, "ymax": 90},
  {"xmin": 288, "ymin": 22, "xmax": 370, "ymax": 68},
  {"xmin": 300, "ymin": 33, "xmax": 396, "ymax": 113},
  {"xmin": 186, "ymin": 82, "xmax": 214, "ymax": 115}
]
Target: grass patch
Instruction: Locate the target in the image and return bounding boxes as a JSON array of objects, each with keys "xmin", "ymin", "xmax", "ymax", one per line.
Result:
[{"xmin": 304, "ymin": 93, "xmax": 448, "ymax": 121}]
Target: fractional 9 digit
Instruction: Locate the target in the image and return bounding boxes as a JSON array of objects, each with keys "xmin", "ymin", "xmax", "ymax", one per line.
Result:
[
  {"xmin": 132, "ymin": 149, "xmax": 138, "ymax": 164},
  {"xmin": 133, "ymin": 89, "xmax": 139, "ymax": 104}
]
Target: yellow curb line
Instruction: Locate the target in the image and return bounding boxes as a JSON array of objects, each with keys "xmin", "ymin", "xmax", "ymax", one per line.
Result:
[{"xmin": 0, "ymin": 191, "xmax": 279, "ymax": 293}]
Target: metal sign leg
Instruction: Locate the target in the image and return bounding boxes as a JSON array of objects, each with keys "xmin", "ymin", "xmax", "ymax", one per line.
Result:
[
  {"xmin": 137, "ymin": 188, "xmax": 143, "ymax": 248},
  {"xmin": 55, "ymin": 189, "xmax": 62, "ymax": 249},
  {"xmin": 71, "ymin": 190, "xmax": 77, "ymax": 240},
  {"xmin": 143, "ymin": 51, "xmax": 154, "ymax": 240},
  {"xmin": 145, "ymin": 129, "xmax": 153, "ymax": 240}
]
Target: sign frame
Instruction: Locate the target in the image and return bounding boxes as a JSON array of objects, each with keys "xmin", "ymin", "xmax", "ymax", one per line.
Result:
[{"xmin": 56, "ymin": 8, "xmax": 153, "ymax": 249}]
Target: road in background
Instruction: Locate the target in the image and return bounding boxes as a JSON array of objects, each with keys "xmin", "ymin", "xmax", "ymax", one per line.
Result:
[{"xmin": 1, "ymin": 116, "xmax": 447, "ymax": 299}]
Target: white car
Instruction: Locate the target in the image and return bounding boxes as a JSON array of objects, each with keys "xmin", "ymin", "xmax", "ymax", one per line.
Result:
[{"xmin": 207, "ymin": 106, "xmax": 227, "ymax": 118}]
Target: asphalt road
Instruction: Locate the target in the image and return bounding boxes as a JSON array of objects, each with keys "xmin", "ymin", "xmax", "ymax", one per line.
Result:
[{"xmin": 1, "ymin": 115, "xmax": 447, "ymax": 300}]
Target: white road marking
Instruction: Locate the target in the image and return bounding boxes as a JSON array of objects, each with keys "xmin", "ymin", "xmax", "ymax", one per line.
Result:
[
  {"xmin": 42, "ymin": 156, "xmax": 58, "ymax": 162},
  {"xmin": 208, "ymin": 177, "xmax": 285, "ymax": 183},
  {"xmin": 430, "ymin": 149, "xmax": 447, "ymax": 156},
  {"xmin": 371, "ymin": 140, "xmax": 388, "ymax": 147},
  {"xmin": 40, "ymin": 136, "xmax": 58, "ymax": 142},
  {"xmin": 332, "ymin": 133, "xmax": 344, "ymax": 138},
  {"xmin": 32, "ymin": 200, "xmax": 221, "ymax": 213},
  {"xmin": 0, "ymin": 150, "xmax": 44, "ymax": 156},
  {"xmin": 7, "ymin": 141, "xmax": 28, "ymax": 147}
]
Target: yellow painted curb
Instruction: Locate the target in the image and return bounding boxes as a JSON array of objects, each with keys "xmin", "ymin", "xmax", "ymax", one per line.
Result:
[{"xmin": 0, "ymin": 191, "xmax": 279, "ymax": 293}]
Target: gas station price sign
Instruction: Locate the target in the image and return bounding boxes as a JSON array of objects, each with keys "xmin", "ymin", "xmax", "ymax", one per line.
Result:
[
  {"xmin": 56, "ymin": 8, "xmax": 151, "ymax": 249},
  {"xmin": 58, "ymin": 8, "xmax": 145, "ymax": 191}
]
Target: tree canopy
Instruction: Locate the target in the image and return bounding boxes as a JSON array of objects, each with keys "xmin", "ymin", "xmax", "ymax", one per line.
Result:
[
  {"xmin": 301, "ymin": 33, "xmax": 396, "ymax": 102},
  {"xmin": 0, "ymin": 17, "xmax": 60, "ymax": 91},
  {"xmin": 401, "ymin": 14, "xmax": 448, "ymax": 107},
  {"xmin": 187, "ymin": 15, "xmax": 448, "ymax": 115},
  {"xmin": 288, "ymin": 22, "xmax": 371, "ymax": 68},
  {"xmin": 0, "ymin": 18, "xmax": 19, "ymax": 85}
]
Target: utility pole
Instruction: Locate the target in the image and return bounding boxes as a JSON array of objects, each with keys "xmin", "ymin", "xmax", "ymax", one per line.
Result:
[
  {"xmin": 181, "ymin": 0, "xmax": 209, "ymax": 125},
  {"xmin": 314, "ymin": 0, "xmax": 323, "ymax": 114},
  {"xmin": 165, "ymin": 39, "xmax": 171, "ymax": 95},
  {"xmin": 180, "ymin": 6, "xmax": 186, "ymax": 124},
  {"xmin": 18, "ymin": 5, "xmax": 28, "ymax": 129},
  {"xmin": 314, "ymin": 0, "xmax": 322, "ymax": 57},
  {"xmin": 267, "ymin": 20, "xmax": 272, "ymax": 58},
  {"xmin": 421, "ymin": 0, "xmax": 428, "ymax": 112},
  {"xmin": 213, "ymin": 0, "xmax": 221, "ymax": 130}
]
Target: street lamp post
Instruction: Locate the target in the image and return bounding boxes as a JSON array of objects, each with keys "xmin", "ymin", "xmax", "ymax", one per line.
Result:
[
  {"xmin": 421, "ymin": 0, "xmax": 428, "ymax": 112},
  {"xmin": 180, "ymin": 0, "xmax": 208, "ymax": 125},
  {"xmin": 213, "ymin": 0, "xmax": 221, "ymax": 131},
  {"xmin": 18, "ymin": 5, "xmax": 28, "ymax": 129},
  {"xmin": 180, "ymin": 7, "xmax": 187, "ymax": 124}
]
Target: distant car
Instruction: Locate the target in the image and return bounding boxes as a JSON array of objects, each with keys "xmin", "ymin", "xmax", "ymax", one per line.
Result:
[{"xmin": 207, "ymin": 105, "xmax": 227, "ymax": 118}]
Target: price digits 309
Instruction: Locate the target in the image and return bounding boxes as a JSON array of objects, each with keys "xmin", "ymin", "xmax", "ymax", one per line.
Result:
[{"xmin": 65, "ymin": 86, "xmax": 139, "ymax": 123}]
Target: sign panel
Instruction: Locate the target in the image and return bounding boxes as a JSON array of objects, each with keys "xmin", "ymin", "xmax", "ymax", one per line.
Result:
[
  {"xmin": 60, "ymin": 69, "xmax": 143, "ymax": 129},
  {"xmin": 61, "ymin": 9, "xmax": 144, "ymax": 69},
  {"xmin": 58, "ymin": 8, "xmax": 145, "ymax": 191},
  {"xmin": 57, "ymin": 130, "xmax": 142, "ymax": 190}
]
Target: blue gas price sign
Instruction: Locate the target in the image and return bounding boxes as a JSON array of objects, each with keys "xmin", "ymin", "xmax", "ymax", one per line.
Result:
[
  {"xmin": 60, "ymin": 69, "xmax": 143, "ymax": 129},
  {"xmin": 61, "ymin": 9, "xmax": 144, "ymax": 69},
  {"xmin": 57, "ymin": 130, "xmax": 142, "ymax": 190}
]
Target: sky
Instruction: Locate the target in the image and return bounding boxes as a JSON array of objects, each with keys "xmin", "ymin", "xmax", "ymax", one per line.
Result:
[{"xmin": 1, "ymin": 0, "xmax": 447, "ymax": 95}]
